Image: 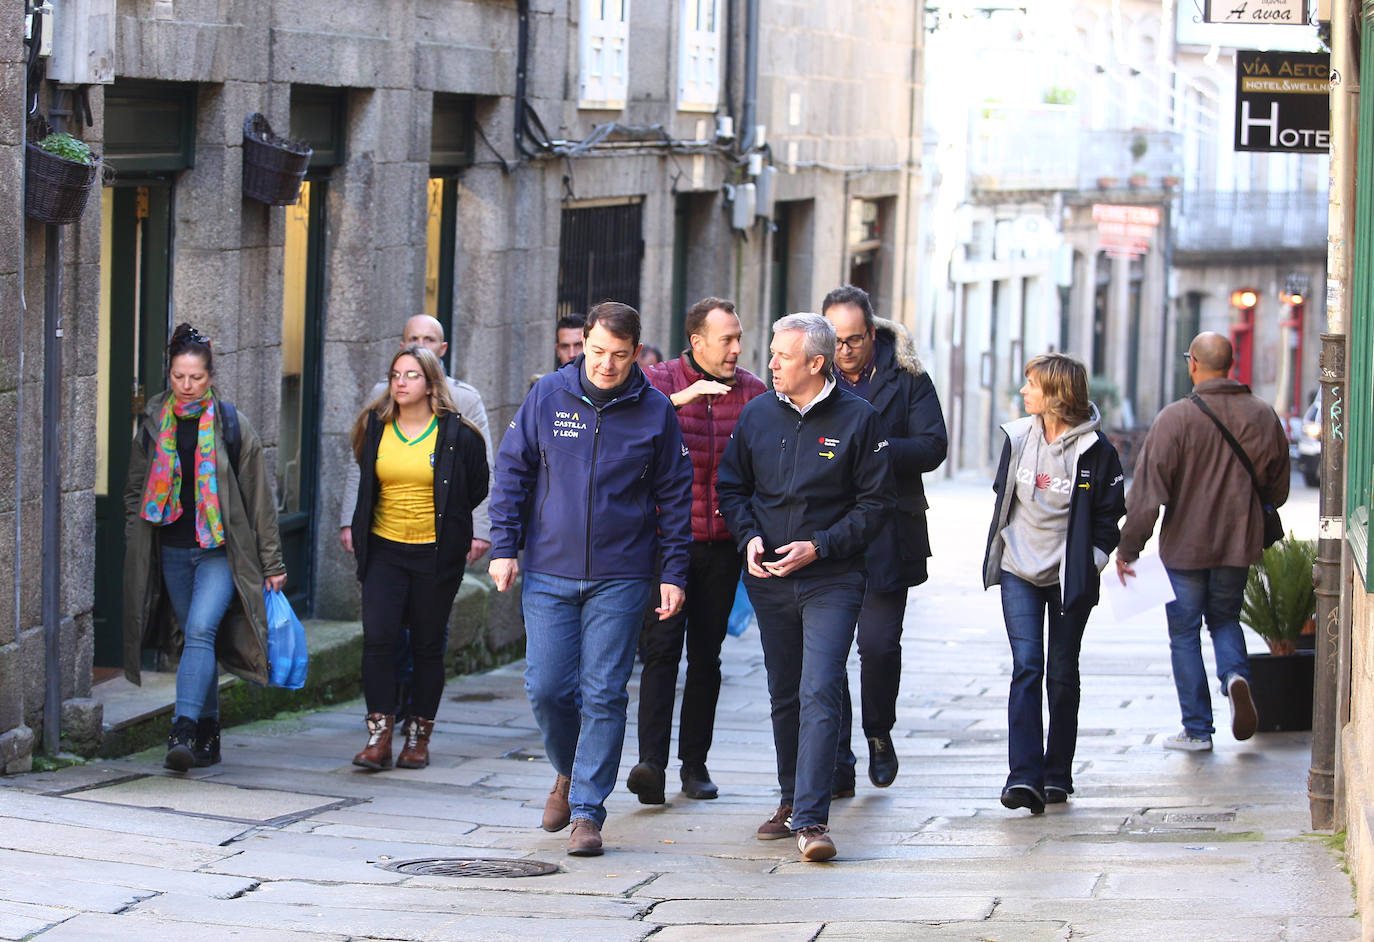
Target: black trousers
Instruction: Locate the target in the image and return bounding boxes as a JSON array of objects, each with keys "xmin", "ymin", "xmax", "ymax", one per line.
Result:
[
  {"xmin": 361, "ymin": 535, "xmax": 460, "ymax": 719},
  {"xmin": 835, "ymin": 586, "xmax": 909, "ymax": 776},
  {"xmin": 636, "ymin": 540, "xmax": 742, "ymax": 768}
]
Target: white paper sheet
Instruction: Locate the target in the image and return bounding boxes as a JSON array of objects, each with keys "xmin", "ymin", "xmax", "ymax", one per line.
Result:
[{"xmin": 1103, "ymin": 552, "xmax": 1176, "ymax": 622}]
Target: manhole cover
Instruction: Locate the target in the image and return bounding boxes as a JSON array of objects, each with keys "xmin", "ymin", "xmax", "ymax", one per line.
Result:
[
  {"xmin": 380, "ymin": 857, "xmax": 558, "ymax": 878},
  {"xmin": 1162, "ymin": 812, "xmax": 1236, "ymax": 824}
]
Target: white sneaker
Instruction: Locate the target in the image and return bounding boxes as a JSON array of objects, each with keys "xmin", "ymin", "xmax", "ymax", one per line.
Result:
[
  {"xmin": 1162, "ymin": 730, "xmax": 1213, "ymax": 752},
  {"xmin": 1227, "ymin": 675, "xmax": 1258, "ymax": 741}
]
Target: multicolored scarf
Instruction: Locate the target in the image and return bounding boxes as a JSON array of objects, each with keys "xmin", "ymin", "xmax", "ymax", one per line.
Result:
[{"xmin": 139, "ymin": 393, "xmax": 225, "ymax": 548}]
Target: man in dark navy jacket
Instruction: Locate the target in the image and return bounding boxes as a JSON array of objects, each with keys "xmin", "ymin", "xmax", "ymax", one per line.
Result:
[
  {"xmin": 629, "ymin": 297, "xmax": 767, "ymax": 806},
  {"xmin": 823, "ymin": 286, "xmax": 948, "ymax": 793},
  {"xmin": 717, "ymin": 312, "xmax": 895, "ymax": 863},
  {"xmin": 489, "ymin": 302, "xmax": 693, "ymax": 858}
]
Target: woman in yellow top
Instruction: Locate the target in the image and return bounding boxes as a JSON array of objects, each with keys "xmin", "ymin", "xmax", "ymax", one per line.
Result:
[{"xmin": 348, "ymin": 345, "xmax": 488, "ymax": 769}]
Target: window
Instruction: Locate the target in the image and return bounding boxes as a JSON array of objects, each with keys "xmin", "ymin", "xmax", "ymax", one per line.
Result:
[
  {"xmin": 557, "ymin": 200, "xmax": 644, "ymax": 317},
  {"xmin": 678, "ymin": 0, "xmax": 721, "ymax": 112},
  {"xmin": 580, "ymin": 0, "xmax": 630, "ymax": 109},
  {"xmin": 1345, "ymin": 13, "xmax": 1374, "ymax": 585}
]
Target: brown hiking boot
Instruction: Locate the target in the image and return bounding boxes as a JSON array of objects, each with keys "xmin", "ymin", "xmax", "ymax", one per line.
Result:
[
  {"xmin": 567, "ymin": 818, "xmax": 603, "ymax": 856},
  {"xmin": 756, "ymin": 803, "xmax": 793, "ymax": 840},
  {"xmin": 396, "ymin": 717, "xmax": 434, "ymax": 769},
  {"xmin": 352, "ymin": 713, "xmax": 395, "ymax": 770},
  {"xmin": 542, "ymin": 774, "xmax": 572, "ymax": 832}
]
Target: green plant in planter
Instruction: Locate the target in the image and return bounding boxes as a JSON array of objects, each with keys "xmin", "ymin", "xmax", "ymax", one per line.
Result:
[
  {"xmin": 36, "ymin": 131, "xmax": 95, "ymax": 164},
  {"xmin": 1241, "ymin": 534, "xmax": 1316, "ymax": 655}
]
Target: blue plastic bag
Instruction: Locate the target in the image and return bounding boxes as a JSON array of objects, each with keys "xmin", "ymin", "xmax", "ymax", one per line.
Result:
[
  {"xmin": 726, "ymin": 576, "xmax": 755, "ymax": 638},
  {"xmin": 265, "ymin": 589, "xmax": 309, "ymax": 689}
]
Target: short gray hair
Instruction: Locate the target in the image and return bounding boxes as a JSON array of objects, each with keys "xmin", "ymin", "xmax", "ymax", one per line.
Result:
[{"xmin": 772, "ymin": 312, "xmax": 835, "ymax": 376}]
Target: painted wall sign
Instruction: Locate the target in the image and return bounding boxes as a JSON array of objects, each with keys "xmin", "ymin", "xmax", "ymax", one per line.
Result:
[
  {"xmin": 1092, "ymin": 203, "xmax": 1160, "ymax": 258},
  {"xmin": 1205, "ymin": 0, "xmax": 1308, "ymax": 25},
  {"xmin": 1234, "ymin": 49, "xmax": 1330, "ymax": 153}
]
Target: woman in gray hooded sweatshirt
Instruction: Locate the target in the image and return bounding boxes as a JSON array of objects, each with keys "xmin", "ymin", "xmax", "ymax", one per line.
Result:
[{"xmin": 982, "ymin": 353, "xmax": 1126, "ymax": 815}]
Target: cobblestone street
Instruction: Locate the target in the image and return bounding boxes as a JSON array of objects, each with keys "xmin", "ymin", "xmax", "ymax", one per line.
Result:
[{"xmin": 0, "ymin": 478, "xmax": 1355, "ymax": 941}]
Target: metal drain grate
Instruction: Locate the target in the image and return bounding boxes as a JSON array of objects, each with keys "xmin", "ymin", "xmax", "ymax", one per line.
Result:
[
  {"xmin": 1162, "ymin": 812, "xmax": 1237, "ymax": 824},
  {"xmin": 380, "ymin": 857, "xmax": 558, "ymax": 878}
]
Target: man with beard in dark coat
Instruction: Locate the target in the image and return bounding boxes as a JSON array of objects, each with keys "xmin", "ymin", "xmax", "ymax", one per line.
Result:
[{"xmin": 823, "ymin": 285, "xmax": 948, "ymax": 793}]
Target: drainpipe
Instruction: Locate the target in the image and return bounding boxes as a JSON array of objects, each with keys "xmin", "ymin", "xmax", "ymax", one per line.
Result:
[
  {"xmin": 41, "ymin": 86, "xmax": 70, "ymax": 757},
  {"xmin": 738, "ymin": 0, "xmax": 758, "ymax": 154},
  {"xmin": 514, "ymin": 0, "xmax": 528, "ymax": 157},
  {"xmin": 1310, "ymin": 0, "xmax": 1352, "ymax": 831}
]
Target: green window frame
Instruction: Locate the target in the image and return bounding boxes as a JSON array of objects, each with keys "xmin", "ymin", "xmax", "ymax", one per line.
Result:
[{"xmin": 1345, "ymin": 8, "xmax": 1374, "ymax": 584}]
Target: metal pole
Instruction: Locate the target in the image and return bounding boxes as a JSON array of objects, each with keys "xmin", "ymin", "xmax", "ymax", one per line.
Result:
[
  {"xmin": 41, "ymin": 221, "xmax": 62, "ymax": 757},
  {"xmin": 1310, "ymin": 0, "xmax": 1353, "ymax": 831},
  {"xmin": 40, "ymin": 86, "xmax": 70, "ymax": 757}
]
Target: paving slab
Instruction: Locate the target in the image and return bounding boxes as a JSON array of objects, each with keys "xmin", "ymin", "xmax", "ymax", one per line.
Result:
[
  {"xmin": 125, "ymin": 891, "xmax": 655, "ymax": 942},
  {"xmin": 31, "ymin": 911, "xmax": 348, "ymax": 941},
  {"xmin": 0, "ymin": 847, "xmax": 257, "ymax": 899}
]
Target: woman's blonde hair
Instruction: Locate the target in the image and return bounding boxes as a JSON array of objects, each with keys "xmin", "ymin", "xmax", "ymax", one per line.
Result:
[
  {"xmin": 351, "ymin": 345, "xmax": 460, "ymax": 460},
  {"xmin": 1024, "ymin": 353, "xmax": 1092, "ymax": 426}
]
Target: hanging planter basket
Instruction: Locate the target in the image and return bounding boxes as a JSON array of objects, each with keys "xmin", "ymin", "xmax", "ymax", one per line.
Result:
[
  {"xmin": 25, "ymin": 141, "xmax": 101, "ymax": 226},
  {"xmin": 242, "ymin": 112, "xmax": 312, "ymax": 206}
]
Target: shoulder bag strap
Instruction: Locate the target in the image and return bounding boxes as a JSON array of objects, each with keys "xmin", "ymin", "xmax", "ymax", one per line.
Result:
[{"xmin": 1188, "ymin": 393, "xmax": 1268, "ymax": 504}]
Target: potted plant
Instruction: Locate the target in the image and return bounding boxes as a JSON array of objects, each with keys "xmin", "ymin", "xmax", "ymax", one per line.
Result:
[
  {"xmin": 25, "ymin": 130, "xmax": 101, "ymax": 225},
  {"xmin": 1240, "ymin": 535, "xmax": 1317, "ymax": 731},
  {"xmin": 242, "ymin": 113, "xmax": 312, "ymax": 206},
  {"xmin": 1128, "ymin": 133, "xmax": 1149, "ymax": 188}
]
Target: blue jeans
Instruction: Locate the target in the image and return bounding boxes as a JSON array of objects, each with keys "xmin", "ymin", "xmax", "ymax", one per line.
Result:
[
  {"xmin": 999, "ymin": 572, "xmax": 1090, "ymax": 794},
  {"xmin": 747, "ymin": 569, "xmax": 866, "ymax": 830},
  {"xmin": 160, "ymin": 545, "xmax": 237, "ymax": 721},
  {"xmin": 1164, "ymin": 566, "xmax": 1251, "ymax": 738},
  {"xmin": 522, "ymin": 571, "xmax": 654, "ymax": 828}
]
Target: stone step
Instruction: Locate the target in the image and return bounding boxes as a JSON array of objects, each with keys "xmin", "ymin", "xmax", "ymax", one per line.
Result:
[{"xmin": 91, "ymin": 573, "xmax": 524, "ymax": 758}]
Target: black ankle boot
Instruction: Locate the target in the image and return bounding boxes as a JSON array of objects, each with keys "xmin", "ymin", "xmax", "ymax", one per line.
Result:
[
  {"xmin": 194, "ymin": 716, "xmax": 221, "ymax": 768},
  {"xmin": 165, "ymin": 716, "xmax": 197, "ymax": 772}
]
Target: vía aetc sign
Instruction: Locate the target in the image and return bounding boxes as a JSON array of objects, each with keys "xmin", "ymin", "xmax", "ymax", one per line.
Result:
[
  {"xmin": 1234, "ymin": 50, "xmax": 1330, "ymax": 153},
  {"xmin": 1205, "ymin": 0, "xmax": 1308, "ymax": 25}
]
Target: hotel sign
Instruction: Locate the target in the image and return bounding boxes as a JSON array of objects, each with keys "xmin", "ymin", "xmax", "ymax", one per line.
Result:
[
  {"xmin": 1204, "ymin": 0, "xmax": 1308, "ymax": 24},
  {"xmin": 1234, "ymin": 50, "xmax": 1330, "ymax": 153}
]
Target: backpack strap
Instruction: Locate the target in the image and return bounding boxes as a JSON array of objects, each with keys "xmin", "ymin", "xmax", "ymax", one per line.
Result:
[
  {"xmin": 220, "ymin": 399, "xmax": 242, "ymax": 475},
  {"xmin": 1188, "ymin": 393, "xmax": 1267, "ymax": 505}
]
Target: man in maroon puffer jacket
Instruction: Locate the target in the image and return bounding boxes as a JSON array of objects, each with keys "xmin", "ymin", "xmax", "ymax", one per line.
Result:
[{"xmin": 627, "ymin": 297, "xmax": 767, "ymax": 804}]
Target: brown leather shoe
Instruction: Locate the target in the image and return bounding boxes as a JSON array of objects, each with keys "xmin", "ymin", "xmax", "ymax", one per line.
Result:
[
  {"xmin": 396, "ymin": 717, "xmax": 434, "ymax": 769},
  {"xmin": 352, "ymin": 713, "xmax": 395, "ymax": 770},
  {"xmin": 567, "ymin": 818, "xmax": 603, "ymax": 856},
  {"xmin": 542, "ymin": 774, "xmax": 572, "ymax": 832}
]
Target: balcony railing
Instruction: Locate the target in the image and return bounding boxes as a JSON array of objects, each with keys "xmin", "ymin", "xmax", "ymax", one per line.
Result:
[
  {"xmin": 967, "ymin": 107, "xmax": 1183, "ymax": 193},
  {"xmin": 1076, "ymin": 129, "xmax": 1182, "ymax": 190},
  {"xmin": 1172, "ymin": 190, "xmax": 1327, "ymax": 254},
  {"xmin": 968, "ymin": 105, "xmax": 1081, "ymax": 191}
]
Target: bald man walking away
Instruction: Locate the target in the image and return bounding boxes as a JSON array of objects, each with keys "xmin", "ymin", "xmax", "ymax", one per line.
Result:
[{"xmin": 1115, "ymin": 332, "xmax": 1289, "ymax": 752}]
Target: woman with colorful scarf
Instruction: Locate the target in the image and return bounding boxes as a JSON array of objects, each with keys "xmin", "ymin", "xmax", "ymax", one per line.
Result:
[{"xmin": 123, "ymin": 323, "xmax": 287, "ymax": 772}]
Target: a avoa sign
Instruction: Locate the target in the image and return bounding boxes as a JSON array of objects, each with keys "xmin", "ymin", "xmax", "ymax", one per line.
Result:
[{"xmin": 1205, "ymin": 0, "xmax": 1307, "ymax": 24}]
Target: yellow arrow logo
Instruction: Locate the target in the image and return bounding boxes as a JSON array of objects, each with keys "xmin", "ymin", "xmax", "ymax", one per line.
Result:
[{"xmin": 819, "ymin": 450, "xmax": 835, "ymax": 459}]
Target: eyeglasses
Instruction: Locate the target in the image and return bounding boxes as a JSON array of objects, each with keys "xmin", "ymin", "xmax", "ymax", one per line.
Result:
[
  {"xmin": 185, "ymin": 327, "xmax": 210, "ymax": 346},
  {"xmin": 390, "ymin": 370, "xmax": 423, "ymax": 382},
  {"xmin": 1180, "ymin": 353, "xmax": 1195, "ymax": 363},
  {"xmin": 836, "ymin": 334, "xmax": 870, "ymax": 351}
]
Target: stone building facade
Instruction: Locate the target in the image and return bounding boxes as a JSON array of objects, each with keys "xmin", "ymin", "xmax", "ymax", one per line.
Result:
[{"xmin": 0, "ymin": 0, "xmax": 924, "ymax": 767}]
